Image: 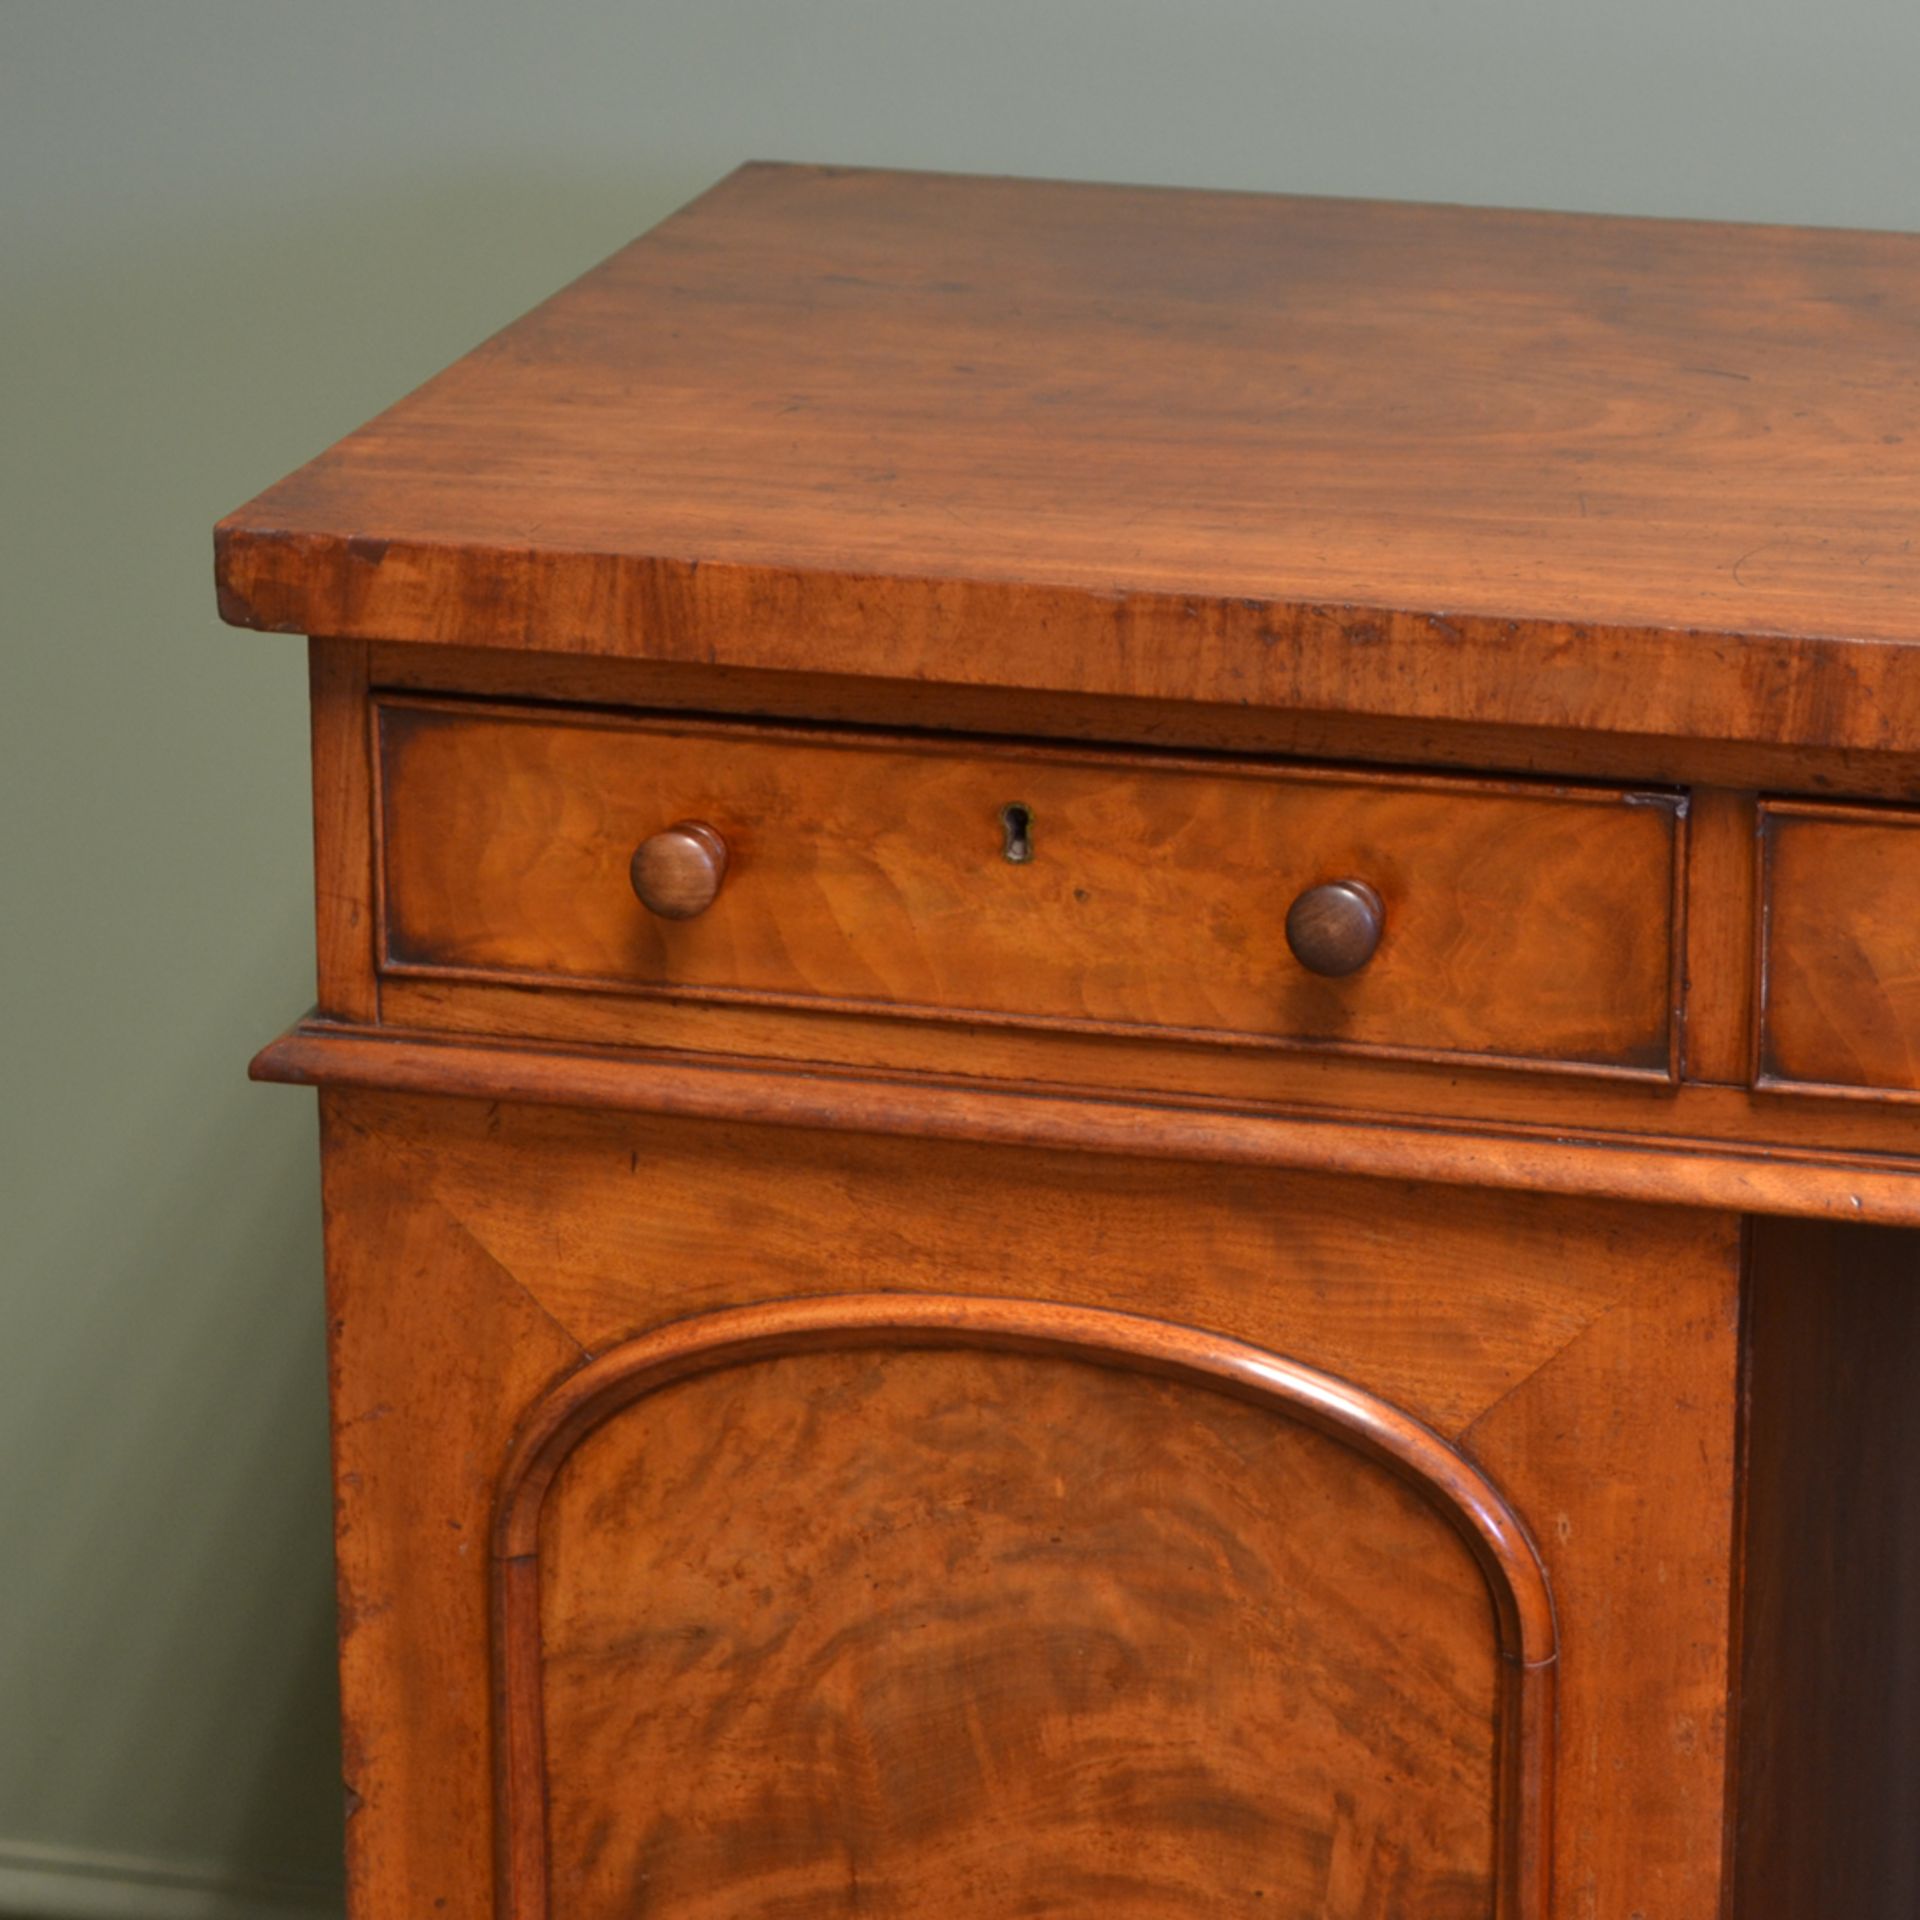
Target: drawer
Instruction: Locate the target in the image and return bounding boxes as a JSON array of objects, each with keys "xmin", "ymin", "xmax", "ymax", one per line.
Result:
[
  {"xmin": 1758, "ymin": 800, "xmax": 1920, "ymax": 1099},
  {"xmin": 376, "ymin": 700, "xmax": 1684, "ymax": 1078}
]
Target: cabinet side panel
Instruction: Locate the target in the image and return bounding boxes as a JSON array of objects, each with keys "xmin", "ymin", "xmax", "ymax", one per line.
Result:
[{"xmin": 1734, "ymin": 1218, "xmax": 1920, "ymax": 1917}]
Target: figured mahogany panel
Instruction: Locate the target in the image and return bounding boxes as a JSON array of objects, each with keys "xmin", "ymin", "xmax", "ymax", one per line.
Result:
[
  {"xmin": 1758, "ymin": 801, "xmax": 1920, "ymax": 1099},
  {"xmin": 377, "ymin": 699, "xmax": 1682, "ymax": 1078},
  {"xmin": 496, "ymin": 1297, "xmax": 1555, "ymax": 1920}
]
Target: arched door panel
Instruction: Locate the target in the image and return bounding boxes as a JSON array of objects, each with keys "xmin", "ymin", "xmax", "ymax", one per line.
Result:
[{"xmin": 495, "ymin": 1295, "xmax": 1555, "ymax": 1919}]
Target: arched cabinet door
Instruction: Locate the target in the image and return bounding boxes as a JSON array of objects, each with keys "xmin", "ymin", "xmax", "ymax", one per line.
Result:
[{"xmin": 493, "ymin": 1295, "xmax": 1556, "ymax": 1920}]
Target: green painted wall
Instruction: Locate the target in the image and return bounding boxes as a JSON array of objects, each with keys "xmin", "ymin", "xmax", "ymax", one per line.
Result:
[{"xmin": 3, "ymin": 3, "xmax": 1916, "ymax": 1914}]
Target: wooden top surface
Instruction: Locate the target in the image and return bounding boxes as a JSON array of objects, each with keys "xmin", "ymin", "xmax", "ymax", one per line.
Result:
[{"xmin": 216, "ymin": 163, "xmax": 1920, "ymax": 752}]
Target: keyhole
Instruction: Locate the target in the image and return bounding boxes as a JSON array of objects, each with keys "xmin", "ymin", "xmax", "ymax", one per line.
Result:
[{"xmin": 1000, "ymin": 802, "xmax": 1035, "ymax": 864}]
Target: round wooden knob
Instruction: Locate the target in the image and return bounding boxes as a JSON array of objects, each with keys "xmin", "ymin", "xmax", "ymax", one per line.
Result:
[
  {"xmin": 629, "ymin": 821, "xmax": 729, "ymax": 920},
  {"xmin": 1285, "ymin": 879, "xmax": 1384, "ymax": 977}
]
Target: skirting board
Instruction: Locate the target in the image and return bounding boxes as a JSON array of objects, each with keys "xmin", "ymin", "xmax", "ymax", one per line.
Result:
[{"xmin": 0, "ymin": 1842, "xmax": 342, "ymax": 1920}]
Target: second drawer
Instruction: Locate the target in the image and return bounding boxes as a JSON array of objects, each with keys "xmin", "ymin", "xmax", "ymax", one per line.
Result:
[{"xmin": 376, "ymin": 700, "xmax": 1684, "ymax": 1078}]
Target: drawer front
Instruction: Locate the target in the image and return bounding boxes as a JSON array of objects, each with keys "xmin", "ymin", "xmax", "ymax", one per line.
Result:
[
  {"xmin": 377, "ymin": 700, "xmax": 1683, "ymax": 1077},
  {"xmin": 1758, "ymin": 800, "xmax": 1920, "ymax": 1098}
]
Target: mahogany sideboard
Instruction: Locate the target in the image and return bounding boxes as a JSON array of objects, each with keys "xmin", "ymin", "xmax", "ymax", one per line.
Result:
[{"xmin": 216, "ymin": 164, "xmax": 1920, "ymax": 1918}]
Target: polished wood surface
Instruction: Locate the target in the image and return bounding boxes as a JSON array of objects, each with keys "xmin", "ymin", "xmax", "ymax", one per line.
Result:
[
  {"xmin": 220, "ymin": 168, "xmax": 1920, "ymax": 1920},
  {"xmin": 317, "ymin": 1089, "xmax": 1739, "ymax": 1919},
  {"xmin": 364, "ymin": 637, "xmax": 1920, "ymax": 803},
  {"xmin": 627, "ymin": 820, "xmax": 728, "ymax": 920},
  {"xmin": 308, "ymin": 637, "xmax": 378, "ymax": 1021},
  {"xmin": 1680, "ymin": 785, "xmax": 1758, "ymax": 1086},
  {"xmin": 377, "ymin": 699, "xmax": 1683, "ymax": 1077},
  {"xmin": 319, "ymin": 1099, "xmax": 587, "ymax": 1920},
  {"xmin": 1758, "ymin": 799, "xmax": 1920, "ymax": 1098},
  {"xmin": 218, "ymin": 166, "xmax": 1920, "ymax": 756},
  {"xmin": 1285, "ymin": 878, "xmax": 1386, "ymax": 978},
  {"xmin": 538, "ymin": 1353, "xmax": 1505, "ymax": 1917},
  {"xmin": 254, "ymin": 1018, "xmax": 1920, "ymax": 1227},
  {"xmin": 503, "ymin": 1296, "xmax": 1554, "ymax": 1918}
]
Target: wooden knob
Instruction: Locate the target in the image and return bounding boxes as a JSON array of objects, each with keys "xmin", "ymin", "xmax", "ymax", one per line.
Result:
[
  {"xmin": 1285, "ymin": 879, "xmax": 1384, "ymax": 977},
  {"xmin": 629, "ymin": 822, "xmax": 729, "ymax": 920}
]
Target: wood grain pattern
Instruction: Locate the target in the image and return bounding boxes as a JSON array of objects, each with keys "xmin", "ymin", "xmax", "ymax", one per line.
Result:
[
  {"xmin": 221, "ymin": 162, "xmax": 1920, "ymax": 1920},
  {"xmin": 307, "ymin": 1089, "xmax": 1742, "ymax": 1919},
  {"xmin": 1733, "ymin": 1216, "xmax": 1920, "ymax": 1918},
  {"xmin": 496, "ymin": 1294, "xmax": 1556, "ymax": 1643},
  {"xmin": 318, "ymin": 1095, "xmax": 587, "ymax": 1920},
  {"xmin": 253, "ymin": 1019, "xmax": 1920, "ymax": 1227},
  {"xmin": 1462, "ymin": 1236, "xmax": 1744, "ymax": 1920},
  {"xmin": 376, "ymin": 699, "xmax": 1683, "ymax": 1079},
  {"xmin": 352, "ymin": 1093, "xmax": 1663, "ymax": 1439},
  {"xmin": 1284, "ymin": 878, "xmax": 1386, "ymax": 979},
  {"xmin": 1757, "ymin": 800, "xmax": 1920, "ymax": 1099},
  {"xmin": 626, "ymin": 820, "xmax": 728, "ymax": 921},
  {"xmin": 497, "ymin": 1297, "xmax": 1555, "ymax": 1919},
  {"xmin": 371, "ymin": 963, "xmax": 1920, "ymax": 1165},
  {"xmin": 217, "ymin": 166, "xmax": 1920, "ymax": 756},
  {"xmin": 1681, "ymin": 787, "xmax": 1757, "ymax": 1086},
  {"xmin": 539, "ymin": 1359, "xmax": 1498, "ymax": 1919},
  {"xmin": 309, "ymin": 637, "xmax": 377, "ymax": 1020},
  {"xmin": 362, "ymin": 639, "xmax": 1920, "ymax": 806}
]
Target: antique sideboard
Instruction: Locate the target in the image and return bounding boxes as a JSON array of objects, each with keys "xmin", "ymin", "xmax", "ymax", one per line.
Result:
[{"xmin": 216, "ymin": 165, "xmax": 1920, "ymax": 1917}]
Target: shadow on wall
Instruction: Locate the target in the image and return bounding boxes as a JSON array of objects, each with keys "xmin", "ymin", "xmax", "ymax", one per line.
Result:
[{"xmin": 0, "ymin": 164, "xmax": 695, "ymax": 1915}]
